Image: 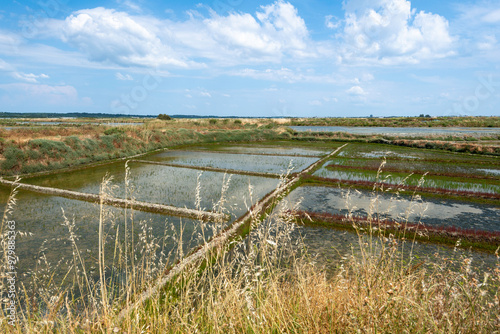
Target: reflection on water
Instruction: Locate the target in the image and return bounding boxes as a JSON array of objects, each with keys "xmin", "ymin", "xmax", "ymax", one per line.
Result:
[
  {"xmin": 210, "ymin": 145, "xmax": 330, "ymax": 156},
  {"xmin": 144, "ymin": 150, "xmax": 319, "ymax": 174},
  {"xmin": 283, "ymin": 186, "xmax": 500, "ymax": 231},
  {"xmin": 313, "ymin": 166, "xmax": 500, "ymax": 194},
  {"xmin": 0, "ymin": 188, "xmax": 208, "ymax": 287},
  {"xmin": 286, "ymin": 223, "xmax": 499, "ymax": 277},
  {"xmin": 25, "ymin": 160, "xmax": 280, "ymax": 219},
  {"xmin": 1, "ymin": 160, "xmax": 281, "ymax": 288}
]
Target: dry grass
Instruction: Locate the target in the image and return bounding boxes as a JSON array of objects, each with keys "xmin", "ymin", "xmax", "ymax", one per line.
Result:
[{"xmin": 0, "ymin": 166, "xmax": 499, "ymax": 333}]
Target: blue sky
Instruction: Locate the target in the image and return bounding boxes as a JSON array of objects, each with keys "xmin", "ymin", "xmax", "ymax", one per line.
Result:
[{"xmin": 0, "ymin": 0, "xmax": 499, "ymax": 117}]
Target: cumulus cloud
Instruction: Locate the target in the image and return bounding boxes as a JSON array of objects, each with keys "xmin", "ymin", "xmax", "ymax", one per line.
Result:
[
  {"xmin": 347, "ymin": 85, "xmax": 366, "ymax": 95},
  {"xmin": 41, "ymin": 1, "xmax": 315, "ymax": 69},
  {"xmin": 57, "ymin": 7, "xmax": 189, "ymax": 68},
  {"xmin": 340, "ymin": 0, "xmax": 454, "ymax": 64},
  {"xmin": 177, "ymin": 0, "xmax": 314, "ymax": 64}
]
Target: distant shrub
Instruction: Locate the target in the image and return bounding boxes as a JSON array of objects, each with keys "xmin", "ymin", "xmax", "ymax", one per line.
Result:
[
  {"xmin": 82, "ymin": 138, "xmax": 98, "ymax": 151},
  {"xmin": 263, "ymin": 122, "xmax": 277, "ymax": 129},
  {"xmin": 29, "ymin": 139, "xmax": 70, "ymax": 155},
  {"xmin": 209, "ymin": 119, "xmax": 218, "ymax": 124},
  {"xmin": 104, "ymin": 127, "xmax": 125, "ymax": 135},
  {"xmin": 2, "ymin": 146, "xmax": 25, "ymax": 170},
  {"xmin": 234, "ymin": 119, "xmax": 242, "ymax": 124},
  {"xmin": 158, "ymin": 114, "xmax": 172, "ymax": 120},
  {"xmin": 27, "ymin": 150, "xmax": 41, "ymax": 160},
  {"xmin": 21, "ymin": 163, "xmax": 45, "ymax": 174},
  {"xmin": 101, "ymin": 134, "xmax": 125, "ymax": 150},
  {"xmin": 63, "ymin": 136, "xmax": 83, "ymax": 149}
]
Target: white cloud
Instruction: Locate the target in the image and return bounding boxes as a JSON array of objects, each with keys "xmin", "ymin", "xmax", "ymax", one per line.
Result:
[
  {"xmin": 341, "ymin": 0, "xmax": 454, "ymax": 64},
  {"xmin": 325, "ymin": 15, "xmax": 341, "ymax": 29},
  {"xmin": 200, "ymin": 91, "xmax": 212, "ymax": 98},
  {"xmin": 231, "ymin": 67, "xmax": 343, "ymax": 84},
  {"xmin": 181, "ymin": 0, "xmax": 314, "ymax": 64},
  {"xmin": 40, "ymin": 1, "xmax": 316, "ymax": 69},
  {"xmin": 347, "ymin": 85, "xmax": 366, "ymax": 95},
  {"xmin": 233, "ymin": 67, "xmax": 304, "ymax": 83},
  {"xmin": 309, "ymin": 100, "xmax": 322, "ymax": 106},
  {"xmin": 116, "ymin": 72, "xmax": 133, "ymax": 80},
  {"xmin": 57, "ymin": 7, "xmax": 190, "ymax": 68},
  {"xmin": 11, "ymin": 72, "xmax": 49, "ymax": 83}
]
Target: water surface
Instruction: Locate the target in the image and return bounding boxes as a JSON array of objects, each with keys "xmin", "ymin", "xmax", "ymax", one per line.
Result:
[{"xmin": 290, "ymin": 126, "xmax": 500, "ymax": 137}]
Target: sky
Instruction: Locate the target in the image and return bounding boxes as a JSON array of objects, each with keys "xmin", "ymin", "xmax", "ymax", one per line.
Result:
[{"xmin": 0, "ymin": 0, "xmax": 499, "ymax": 117}]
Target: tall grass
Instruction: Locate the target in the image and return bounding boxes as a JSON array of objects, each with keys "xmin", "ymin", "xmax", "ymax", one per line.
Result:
[{"xmin": 0, "ymin": 165, "xmax": 498, "ymax": 333}]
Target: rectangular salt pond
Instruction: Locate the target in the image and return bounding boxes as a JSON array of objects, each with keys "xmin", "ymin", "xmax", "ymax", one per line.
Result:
[
  {"xmin": 337, "ymin": 143, "xmax": 500, "ymax": 165},
  {"xmin": 329, "ymin": 158, "xmax": 500, "ymax": 178},
  {"xmin": 281, "ymin": 222, "xmax": 499, "ymax": 277},
  {"xmin": 314, "ymin": 166, "xmax": 500, "ymax": 194},
  {"xmin": 290, "ymin": 126, "xmax": 500, "ymax": 137},
  {"xmin": 281, "ymin": 186, "xmax": 500, "ymax": 232},
  {"xmin": 143, "ymin": 150, "xmax": 319, "ymax": 174},
  {"xmin": 24, "ymin": 160, "xmax": 282, "ymax": 219},
  {"xmin": 191, "ymin": 144, "xmax": 332, "ymax": 156},
  {"xmin": 0, "ymin": 188, "xmax": 212, "ymax": 287}
]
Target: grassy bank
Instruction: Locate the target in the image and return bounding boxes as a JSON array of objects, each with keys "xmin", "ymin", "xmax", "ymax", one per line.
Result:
[
  {"xmin": 286, "ymin": 116, "xmax": 500, "ymax": 128},
  {"xmin": 0, "ymin": 121, "xmax": 286, "ymax": 177}
]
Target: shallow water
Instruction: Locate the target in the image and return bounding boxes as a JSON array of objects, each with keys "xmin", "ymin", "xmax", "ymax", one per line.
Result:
[
  {"xmin": 1, "ymin": 158, "xmax": 282, "ymax": 288},
  {"xmin": 313, "ymin": 166, "xmax": 500, "ymax": 194},
  {"xmin": 24, "ymin": 160, "xmax": 280, "ymax": 219},
  {"xmin": 287, "ymin": 223, "xmax": 499, "ymax": 277},
  {"xmin": 0, "ymin": 188, "xmax": 210, "ymax": 287},
  {"xmin": 143, "ymin": 150, "xmax": 319, "ymax": 174},
  {"xmin": 283, "ymin": 186, "xmax": 500, "ymax": 231},
  {"xmin": 290, "ymin": 126, "xmax": 500, "ymax": 137},
  {"xmin": 1, "ymin": 141, "xmax": 498, "ymax": 299},
  {"xmin": 329, "ymin": 158, "xmax": 500, "ymax": 178},
  {"xmin": 196, "ymin": 145, "xmax": 331, "ymax": 156}
]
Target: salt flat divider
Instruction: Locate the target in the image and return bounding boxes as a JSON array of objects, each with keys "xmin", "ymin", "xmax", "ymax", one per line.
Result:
[
  {"xmin": 118, "ymin": 143, "xmax": 348, "ymax": 321},
  {"xmin": 0, "ymin": 178, "xmax": 227, "ymax": 223},
  {"xmin": 129, "ymin": 159, "xmax": 281, "ymax": 178}
]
